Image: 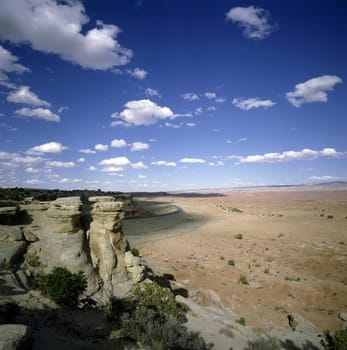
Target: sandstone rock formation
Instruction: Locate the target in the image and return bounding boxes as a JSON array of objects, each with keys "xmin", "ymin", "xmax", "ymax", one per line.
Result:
[
  {"xmin": 0, "ymin": 195, "xmax": 144, "ymax": 303},
  {"xmin": 0, "ymin": 324, "xmax": 32, "ymax": 350}
]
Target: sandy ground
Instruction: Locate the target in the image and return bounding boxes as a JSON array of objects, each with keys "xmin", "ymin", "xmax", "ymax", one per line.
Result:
[{"xmin": 123, "ymin": 188, "xmax": 347, "ymax": 333}]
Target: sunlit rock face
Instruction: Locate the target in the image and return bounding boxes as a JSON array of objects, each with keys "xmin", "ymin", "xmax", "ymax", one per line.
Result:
[{"xmin": 0, "ymin": 195, "xmax": 144, "ymax": 303}]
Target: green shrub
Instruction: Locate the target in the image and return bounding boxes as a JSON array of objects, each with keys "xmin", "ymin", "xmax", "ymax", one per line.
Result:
[
  {"xmin": 236, "ymin": 317, "xmax": 246, "ymax": 326},
  {"xmin": 228, "ymin": 259, "xmax": 235, "ymax": 266},
  {"xmin": 264, "ymin": 268, "xmax": 270, "ymax": 274},
  {"xmin": 108, "ymin": 282, "xmax": 213, "ymax": 350},
  {"xmin": 321, "ymin": 330, "xmax": 347, "ymax": 350},
  {"xmin": 238, "ymin": 275, "xmax": 248, "ymax": 285},
  {"xmin": 131, "ymin": 247, "xmax": 140, "ymax": 256},
  {"xmin": 327, "ymin": 215, "xmax": 334, "ymax": 219},
  {"xmin": 234, "ymin": 233, "xmax": 243, "ymax": 240},
  {"xmin": 36, "ymin": 267, "xmax": 87, "ymax": 305},
  {"xmin": 220, "ymin": 256, "xmax": 225, "ymax": 260}
]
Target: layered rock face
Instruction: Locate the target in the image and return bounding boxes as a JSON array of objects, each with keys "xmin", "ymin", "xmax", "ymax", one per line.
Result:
[
  {"xmin": 88, "ymin": 196, "xmax": 144, "ymax": 298},
  {"xmin": 0, "ymin": 195, "xmax": 144, "ymax": 303}
]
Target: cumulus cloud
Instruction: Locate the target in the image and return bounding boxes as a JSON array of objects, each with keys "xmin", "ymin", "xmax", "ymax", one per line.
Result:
[
  {"xmin": 127, "ymin": 67, "xmax": 147, "ymax": 79},
  {"xmin": 0, "ymin": 0, "xmax": 132, "ymax": 70},
  {"xmin": 232, "ymin": 97, "xmax": 276, "ymax": 110},
  {"xmin": 111, "ymin": 99, "xmax": 176, "ymax": 126},
  {"xmin": 12, "ymin": 155, "xmax": 43, "ymax": 165},
  {"xmin": 131, "ymin": 162, "xmax": 148, "ymax": 169},
  {"xmin": 25, "ymin": 167, "xmax": 39, "ymax": 173},
  {"xmin": 80, "ymin": 148, "xmax": 96, "ymax": 154},
  {"xmin": 181, "ymin": 92, "xmax": 199, "ymax": 101},
  {"xmin": 238, "ymin": 137, "xmax": 248, "ymax": 142},
  {"xmin": 238, "ymin": 148, "xmax": 344, "ymax": 164},
  {"xmin": 0, "ymin": 44, "xmax": 29, "ymax": 74},
  {"xmin": 58, "ymin": 106, "xmax": 69, "ymax": 113},
  {"xmin": 131, "ymin": 141, "xmax": 149, "ymax": 151},
  {"xmin": 100, "ymin": 156, "xmax": 130, "ymax": 167},
  {"xmin": 145, "ymin": 88, "xmax": 161, "ymax": 97},
  {"xmin": 89, "ymin": 166, "xmax": 97, "ymax": 171},
  {"xmin": 204, "ymin": 92, "xmax": 216, "ymax": 100},
  {"xmin": 110, "ymin": 139, "xmax": 127, "ymax": 148},
  {"xmin": 138, "ymin": 175, "xmax": 146, "ymax": 179},
  {"xmin": 77, "ymin": 157, "xmax": 85, "ymax": 163},
  {"xmin": 28, "ymin": 141, "xmax": 68, "ymax": 154},
  {"xmin": 226, "ymin": 6, "xmax": 277, "ymax": 40},
  {"xmin": 25, "ymin": 178, "xmax": 40, "ymax": 185},
  {"xmin": 186, "ymin": 122, "xmax": 196, "ymax": 127},
  {"xmin": 59, "ymin": 178, "xmax": 82, "ymax": 184},
  {"xmin": 15, "ymin": 107, "xmax": 60, "ymax": 122},
  {"xmin": 152, "ymin": 161, "xmax": 177, "ymax": 167},
  {"xmin": 180, "ymin": 158, "xmax": 206, "ymax": 164},
  {"xmin": 94, "ymin": 144, "xmax": 109, "ymax": 152},
  {"xmin": 286, "ymin": 75, "xmax": 342, "ymax": 107},
  {"xmin": 8, "ymin": 86, "xmax": 50, "ymax": 107},
  {"xmin": 46, "ymin": 161, "xmax": 75, "ymax": 168}
]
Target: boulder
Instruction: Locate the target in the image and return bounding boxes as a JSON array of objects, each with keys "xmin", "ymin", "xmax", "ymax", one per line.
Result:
[
  {"xmin": 339, "ymin": 312, "xmax": 347, "ymax": 321},
  {"xmin": 0, "ymin": 324, "xmax": 32, "ymax": 350},
  {"xmin": 0, "ymin": 226, "xmax": 24, "ymax": 241},
  {"xmin": 0, "ymin": 241, "xmax": 27, "ymax": 267}
]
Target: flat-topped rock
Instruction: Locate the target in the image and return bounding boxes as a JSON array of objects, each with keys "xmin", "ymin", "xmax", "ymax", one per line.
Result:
[
  {"xmin": 0, "ymin": 241, "xmax": 27, "ymax": 267},
  {"xmin": 0, "ymin": 207, "xmax": 17, "ymax": 215},
  {"xmin": 91, "ymin": 201, "xmax": 124, "ymax": 213},
  {"xmin": 0, "ymin": 226, "xmax": 24, "ymax": 241},
  {"xmin": 89, "ymin": 196, "xmax": 115, "ymax": 203}
]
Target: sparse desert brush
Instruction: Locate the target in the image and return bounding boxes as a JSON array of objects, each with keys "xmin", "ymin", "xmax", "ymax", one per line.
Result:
[
  {"xmin": 264, "ymin": 268, "xmax": 270, "ymax": 274},
  {"xmin": 236, "ymin": 317, "xmax": 246, "ymax": 326},
  {"xmin": 234, "ymin": 233, "xmax": 243, "ymax": 240},
  {"xmin": 245, "ymin": 336, "xmax": 280, "ymax": 350},
  {"xmin": 228, "ymin": 259, "xmax": 235, "ymax": 266},
  {"xmin": 238, "ymin": 275, "xmax": 248, "ymax": 285},
  {"xmin": 327, "ymin": 215, "xmax": 334, "ymax": 219},
  {"xmin": 220, "ymin": 256, "xmax": 225, "ymax": 260},
  {"xmin": 131, "ymin": 247, "xmax": 140, "ymax": 256},
  {"xmin": 321, "ymin": 329, "xmax": 347, "ymax": 350}
]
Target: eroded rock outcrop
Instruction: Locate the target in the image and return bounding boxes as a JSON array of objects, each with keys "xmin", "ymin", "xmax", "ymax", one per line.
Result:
[
  {"xmin": 88, "ymin": 196, "xmax": 144, "ymax": 298},
  {"xmin": 0, "ymin": 195, "xmax": 144, "ymax": 303}
]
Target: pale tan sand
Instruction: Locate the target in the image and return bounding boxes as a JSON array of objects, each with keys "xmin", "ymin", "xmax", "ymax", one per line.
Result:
[{"xmin": 124, "ymin": 188, "xmax": 347, "ymax": 332}]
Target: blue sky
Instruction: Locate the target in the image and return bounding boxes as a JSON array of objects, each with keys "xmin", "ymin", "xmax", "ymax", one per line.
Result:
[{"xmin": 0, "ymin": 0, "xmax": 346, "ymax": 191}]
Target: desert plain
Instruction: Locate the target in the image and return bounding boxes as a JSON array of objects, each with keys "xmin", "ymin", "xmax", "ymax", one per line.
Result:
[{"xmin": 124, "ymin": 185, "xmax": 347, "ymax": 333}]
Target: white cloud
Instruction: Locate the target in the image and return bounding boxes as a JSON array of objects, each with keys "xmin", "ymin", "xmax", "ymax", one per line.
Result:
[
  {"xmin": 309, "ymin": 175, "xmax": 340, "ymax": 181},
  {"xmin": 58, "ymin": 106, "xmax": 69, "ymax": 113},
  {"xmin": 238, "ymin": 137, "xmax": 248, "ymax": 142},
  {"xmin": 138, "ymin": 175, "xmax": 146, "ymax": 179},
  {"xmin": 130, "ymin": 141, "xmax": 149, "ymax": 151},
  {"xmin": 226, "ymin": 6, "xmax": 276, "ymax": 40},
  {"xmin": 209, "ymin": 161, "xmax": 224, "ymax": 167},
  {"xmin": 181, "ymin": 92, "xmax": 199, "ymax": 101},
  {"xmin": 111, "ymin": 99, "xmax": 176, "ymax": 126},
  {"xmin": 286, "ymin": 75, "xmax": 342, "ymax": 107},
  {"xmin": 145, "ymin": 88, "xmax": 160, "ymax": 97},
  {"xmin": 12, "ymin": 155, "xmax": 43, "ymax": 165},
  {"xmin": 180, "ymin": 158, "xmax": 206, "ymax": 164},
  {"xmin": 0, "ymin": 0, "xmax": 132, "ymax": 70},
  {"xmin": 195, "ymin": 107, "xmax": 203, "ymax": 115},
  {"xmin": 238, "ymin": 148, "xmax": 344, "ymax": 164},
  {"xmin": 101, "ymin": 166, "xmax": 124, "ymax": 172},
  {"xmin": 59, "ymin": 178, "xmax": 82, "ymax": 184},
  {"xmin": 127, "ymin": 67, "xmax": 147, "ymax": 79},
  {"xmin": 152, "ymin": 161, "xmax": 176, "ymax": 167},
  {"xmin": 8, "ymin": 86, "xmax": 50, "ymax": 107},
  {"xmin": 46, "ymin": 161, "xmax": 75, "ymax": 168},
  {"xmin": 0, "ymin": 44, "xmax": 29, "ymax": 74},
  {"xmin": 110, "ymin": 139, "xmax": 127, "ymax": 148},
  {"xmin": 28, "ymin": 141, "xmax": 68, "ymax": 154},
  {"xmin": 131, "ymin": 162, "xmax": 148, "ymax": 169},
  {"xmin": 186, "ymin": 122, "xmax": 196, "ymax": 127},
  {"xmin": 25, "ymin": 167, "xmax": 39, "ymax": 173},
  {"xmin": 89, "ymin": 166, "xmax": 97, "ymax": 171},
  {"xmin": 80, "ymin": 148, "xmax": 96, "ymax": 154},
  {"xmin": 15, "ymin": 107, "xmax": 60, "ymax": 122},
  {"xmin": 216, "ymin": 97, "xmax": 226, "ymax": 103},
  {"xmin": 100, "ymin": 156, "xmax": 130, "ymax": 167},
  {"xmin": 94, "ymin": 143, "xmax": 109, "ymax": 152},
  {"xmin": 77, "ymin": 157, "xmax": 85, "ymax": 163},
  {"xmin": 232, "ymin": 97, "xmax": 276, "ymax": 110},
  {"xmin": 204, "ymin": 92, "xmax": 216, "ymax": 100},
  {"xmin": 25, "ymin": 178, "xmax": 40, "ymax": 185},
  {"xmin": 165, "ymin": 122, "xmax": 180, "ymax": 129},
  {"xmin": 207, "ymin": 106, "xmax": 216, "ymax": 112}
]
